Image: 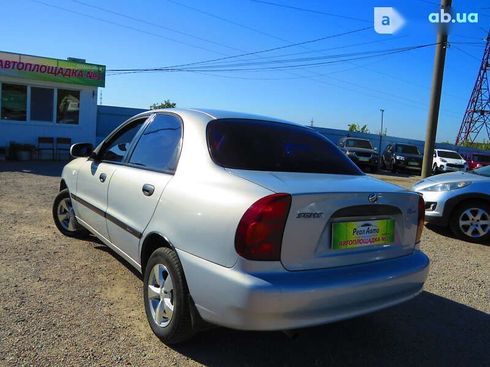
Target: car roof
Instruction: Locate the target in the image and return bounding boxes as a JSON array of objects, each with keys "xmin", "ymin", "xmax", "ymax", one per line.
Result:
[
  {"xmin": 343, "ymin": 137, "xmax": 370, "ymax": 141},
  {"xmin": 141, "ymin": 108, "xmax": 301, "ymax": 126},
  {"xmin": 435, "ymin": 149, "xmax": 458, "ymax": 153}
]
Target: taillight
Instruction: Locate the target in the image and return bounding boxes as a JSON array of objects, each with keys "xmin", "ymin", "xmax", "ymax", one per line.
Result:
[
  {"xmin": 235, "ymin": 193, "xmax": 291, "ymax": 261},
  {"xmin": 416, "ymin": 195, "xmax": 425, "ymax": 244}
]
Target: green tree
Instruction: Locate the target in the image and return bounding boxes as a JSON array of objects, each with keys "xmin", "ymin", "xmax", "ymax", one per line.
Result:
[
  {"xmin": 460, "ymin": 140, "xmax": 490, "ymax": 151},
  {"xmin": 347, "ymin": 123, "xmax": 369, "ymax": 133},
  {"xmin": 150, "ymin": 99, "xmax": 176, "ymax": 109}
]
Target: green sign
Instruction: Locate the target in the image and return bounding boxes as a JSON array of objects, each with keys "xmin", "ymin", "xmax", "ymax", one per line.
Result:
[
  {"xmin": 332, "ymin": 219, "xmax": 395, "ymax": 250},
  {"xmin": 0, "ymin": 51, "xmax": 105, "ymax": 87}
]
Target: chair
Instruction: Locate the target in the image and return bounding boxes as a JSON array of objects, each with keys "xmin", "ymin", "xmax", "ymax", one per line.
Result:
[
  {"xmin": 37, "ymin": 137, "xmax": 55, "ymax": 160},
  {"xmin": 56, "ymin": 137, "xmax": 72, "ymax": 161}
]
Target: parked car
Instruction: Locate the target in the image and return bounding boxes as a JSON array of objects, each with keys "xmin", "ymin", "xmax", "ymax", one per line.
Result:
[
  {"xmin": 53, "ymin": 109, "xmax": 429, "ymax": 344},
  {"xmin": 462, "ymin": 152, "xmax": 490, "ymax": 170},
  {"xmin": 382, "ymin": 143, "xmax": 423, "ymax": 174},
  {"xmin": 338, "ymin": 137, "xmax": 378, "ymax": 172},
  {"xmin": 432, "ymin": 149, "xmax": 468, "ymax": 174},
  {"xmin": 413, "ymin": 166, "xmax": 490, "ymax": 243}
]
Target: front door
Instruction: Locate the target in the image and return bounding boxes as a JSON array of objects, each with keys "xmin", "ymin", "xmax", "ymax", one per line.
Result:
[{"xmin": 72, "ymin": 117, "xmax": 148, "ymax": 240}]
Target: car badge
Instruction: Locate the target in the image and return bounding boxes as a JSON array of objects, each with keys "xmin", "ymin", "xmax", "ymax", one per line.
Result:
[{"xmin": 368, "ymin": 193, "xmax": 379, "ymax": 203}]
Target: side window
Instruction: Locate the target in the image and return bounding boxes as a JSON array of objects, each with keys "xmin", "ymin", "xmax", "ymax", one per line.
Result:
[
  {"xmin": 99, "ymin": 118, "xmax": 146, "ymax": 162},
  {"xmin": 128, "ymin": 114, "xmax": 183, "ymax": 173}
]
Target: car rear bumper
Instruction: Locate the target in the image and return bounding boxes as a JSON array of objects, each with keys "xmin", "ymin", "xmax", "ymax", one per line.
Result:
[{"xmin": 178, "ymin": 249, "xmax": 430, "ymax": 331}]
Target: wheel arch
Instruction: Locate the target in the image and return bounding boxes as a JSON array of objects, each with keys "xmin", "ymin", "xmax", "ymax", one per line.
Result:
[
  {"xmin": 444, "ymin": 193, "xmax": 490, "ymax": 221},
  {"xmin": 60, "ymin": 179, "xmax": 67, "ymax": 191},
  {"xmin": 140, "ymin": 232, "xmax": 176, "ymax": 275}
]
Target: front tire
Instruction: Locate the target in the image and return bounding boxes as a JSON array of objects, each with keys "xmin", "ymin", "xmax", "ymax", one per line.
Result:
[
  {"xmin": 449, "ymin": 201, "xmax": 490, "ymax": 243},
  {"xmin": 143, "ymin": 247, "xmax": 195, "ymax": 345},
  {"xmin": 52, "ymin": 189, "xmax": 89, "ymax": 238}
]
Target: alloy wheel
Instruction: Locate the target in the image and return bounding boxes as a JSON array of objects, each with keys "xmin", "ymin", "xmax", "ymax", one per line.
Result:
[
  {"xmin": 57, "ymin": 198, "xmax": 77, "ymax": 232},
  {"xmin": 459, "ymin": 207, "xmax": 490, "ymax": 238},
  {"xmin": 147, "ymin": 264, "xmax": 175, "ymax": 327}
]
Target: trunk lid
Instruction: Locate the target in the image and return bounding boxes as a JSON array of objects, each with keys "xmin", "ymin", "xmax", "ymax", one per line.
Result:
[{"xmin": 229, "ymin": 170, "xmax": 420, "ymax": 271}]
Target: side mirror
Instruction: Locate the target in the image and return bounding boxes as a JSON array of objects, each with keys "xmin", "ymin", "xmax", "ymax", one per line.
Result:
[{"xmin": 70, "ymin": 143, "xmax": 94, "ymax": 158}]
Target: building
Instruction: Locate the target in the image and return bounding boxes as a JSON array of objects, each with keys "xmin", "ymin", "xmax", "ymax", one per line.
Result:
[{"xmin": 0, "ymin": 50, "xmax": 105, "ymax": 154}]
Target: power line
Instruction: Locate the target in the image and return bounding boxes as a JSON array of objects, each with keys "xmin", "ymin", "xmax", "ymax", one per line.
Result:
[
  {"xmin": 453, "ymin": 46, "xmax": 483, "ymax": 61},
  {"xmin": 165, "ymin": 0, "xmax": 315, "ymax": 45},
  {"xmin": 196, "ymin": 35, "xmax": 408, "ymax": 65},
  {"xmin": 164, "ymin": 0, "xmax": 378, "ymax": 81},
  {"xmin": 30, "ymin": 0, "xmax": 228, "ymax": 56},
  {"xmin": 162, "ymin": 44, "xmax": 438, "ymax": 71},
  {"xmin": 108, "ymin": 43, "xmax": 437, "ymax": 74},
  {"xmin": 250, "ymin": 0, "xmax": 371, "ymax": 23},
  {"xmin": 108, "ymin": 27, "xmax": 372, "ymax": 72},
  {"xmin": 71, "ymin": 0, "xmax": 244, "ymax": 52}
]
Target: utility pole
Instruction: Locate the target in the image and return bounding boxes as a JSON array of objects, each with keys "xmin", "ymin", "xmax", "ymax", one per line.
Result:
[
  {"xmin": 378, "ymin": 108, "xmax": 385, "ymax": 151},
  {"xmin": 310, "ymin": 118, "xmax": 314, "ymax": 127},
  {"xmin": 378, "ymin": 108, "xmax": 385, "ymax": 159},
  {"xmin": 421, "ymin": 0, "xmax": 452, "ymax": 178}
]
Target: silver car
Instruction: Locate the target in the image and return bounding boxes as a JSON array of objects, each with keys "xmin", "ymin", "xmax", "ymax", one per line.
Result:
[
  {"xmin": 53, "ymin": 109, "xmax": 429, "ymax": 344},
  {"xmin": 413, "ymin": 167, "xmax": 490, "ymax": 242}
]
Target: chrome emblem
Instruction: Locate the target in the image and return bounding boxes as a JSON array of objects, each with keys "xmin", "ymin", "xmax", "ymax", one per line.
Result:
[{"xmin": 368, "ymin": 193, "xmax": 379, "ymax": 203}]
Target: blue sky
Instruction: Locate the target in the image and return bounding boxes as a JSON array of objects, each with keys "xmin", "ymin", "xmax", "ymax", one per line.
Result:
[{"xmin": 1, "ymin": 0, "xmax": 489, "ymax": 142}]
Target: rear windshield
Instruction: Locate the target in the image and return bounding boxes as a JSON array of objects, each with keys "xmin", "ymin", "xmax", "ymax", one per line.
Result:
[
  {"xmin": 438, "ymin": 150, "xmax": 462, "ymax": 159},
  {"xmin": 396, "ymin": 144, "xmax": 420, "ymax": 155},
  {"xmin": 207, "ymin": 119, "xmax": 362, "ymax": 175},
  {"xmin": 474, "ymin": 154, "xmax": 490, "ymax": 163},
  {"xmin": 345, "ymin": 139, "xmax": 373, "ymax": 149}
]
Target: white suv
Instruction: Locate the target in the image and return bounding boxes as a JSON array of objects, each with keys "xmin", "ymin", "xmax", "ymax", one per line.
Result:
[{"xmin": 432, "ymin": 149, "xmax": 468, "ymax": 174}]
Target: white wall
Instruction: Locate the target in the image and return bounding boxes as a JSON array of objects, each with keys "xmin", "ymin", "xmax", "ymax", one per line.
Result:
[{"xmin": 0, "ymin": 76, "xmax": 98, "ymax": 147}]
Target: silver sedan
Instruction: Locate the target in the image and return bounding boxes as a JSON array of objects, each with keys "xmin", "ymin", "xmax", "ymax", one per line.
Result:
[
  {"xmin": 412, "ymin": 166, "xmax": 490, "ymax": 242},
  {"xmin": 53, "ymin": 108, "xmax": 429, "ymax": 344}
]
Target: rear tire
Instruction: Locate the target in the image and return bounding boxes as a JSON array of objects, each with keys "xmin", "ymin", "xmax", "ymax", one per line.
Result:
[
  {"xmin": 449, "ymin": 200, "xmax": 490, "ymax": 243},
  {"xmin": 391, "ymin": 160, "xmax": 397, "ymax": 173},
  {"xmin": 143, "ymin": 247, "xmax": 195, "ymax": 345},
  {"xmin": 52, "ymin": 189, "xmax": 89, "ymax": 238}
]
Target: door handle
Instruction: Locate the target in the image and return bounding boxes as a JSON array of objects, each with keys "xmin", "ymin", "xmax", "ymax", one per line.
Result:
[
  {"xmin": 142, "ymin": 184, "xmax": 155, "ymax": 196},
  {"xmin": 99, "ymin": 173, "xmax": 107, "ymax": 183}
]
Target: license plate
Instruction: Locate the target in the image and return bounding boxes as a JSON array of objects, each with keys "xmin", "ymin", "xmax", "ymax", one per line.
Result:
[
  {"xmin": 358, "ymin": 156, "xmax": 370, "ymax": 162},
  {"xmin": 331, "ymin": 219, "xmax": 395, "ymax": 250},
  {"xmin": 408, "ymin": 162, "xmax": 419, "ymax": 166}
]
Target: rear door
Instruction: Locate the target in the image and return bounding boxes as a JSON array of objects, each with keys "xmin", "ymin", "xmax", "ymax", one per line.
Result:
[
  {"xmin": 73, "ymin": 117, "xmax": 147, "ymax": 240},
  {"xmin": 106, "ymin": 113, "xmax": 183, "ymax": 263}
]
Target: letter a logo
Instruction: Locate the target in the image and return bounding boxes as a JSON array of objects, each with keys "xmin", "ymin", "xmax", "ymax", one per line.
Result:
[{"xmin": 374, "ymin": 7, "xmax": 405, "ymax": 34}]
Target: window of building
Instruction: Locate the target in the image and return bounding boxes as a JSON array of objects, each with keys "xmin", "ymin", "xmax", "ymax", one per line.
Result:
[
  {"xmin": 129, "ymin": 114, "xmax": 183, "ymax": 173},
  {"xmin": 57, "ymin": 89, "xmax": 80, "ymax": 124},
  {"xmin": 1, "ymin": 84, "xmax": 27, "ymax": 121},
  {"xmin": 30, "ymin": 87, "xmax": 54, "ymax": 121}
]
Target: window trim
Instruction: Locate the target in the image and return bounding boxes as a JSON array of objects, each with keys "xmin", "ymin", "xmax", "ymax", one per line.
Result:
[
  {"xmin": 125, "ymin": 112, "xmax": 184, "ymax": 175},
  {"xmin": 95, "ymin": 115, "xmax": 152, "ymax": 164}
]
